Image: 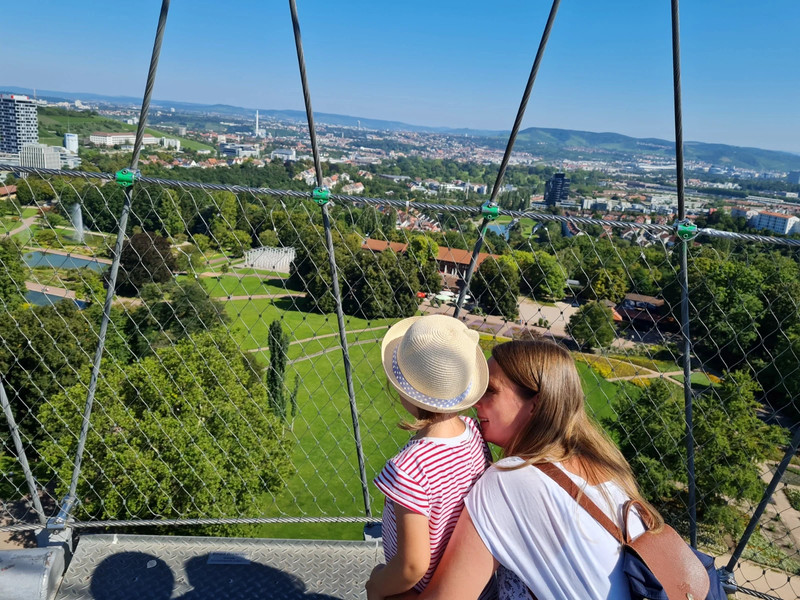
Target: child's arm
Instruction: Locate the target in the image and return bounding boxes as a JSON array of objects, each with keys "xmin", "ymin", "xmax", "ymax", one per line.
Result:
[{"xmin": 365, "ymin": 502, "xmax": 430, "ymax": 600}]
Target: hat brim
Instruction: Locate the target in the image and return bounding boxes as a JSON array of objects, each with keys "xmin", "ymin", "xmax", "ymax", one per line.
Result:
[{"xmin": 381, "ymin": 316, "xmax": 489, "ymax": 414}]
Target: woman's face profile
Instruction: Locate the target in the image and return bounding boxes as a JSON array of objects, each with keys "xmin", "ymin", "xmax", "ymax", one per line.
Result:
[{"xmin": 475, "ymin": 358, "xmax": 532, "ymax": 449}]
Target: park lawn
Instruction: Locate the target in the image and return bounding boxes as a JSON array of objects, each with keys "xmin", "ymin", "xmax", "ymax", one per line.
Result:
[
  {"xmin": 12, "ymin": 224, "xmax": 38, "ymax": 245},
  {"xmin": 576, "ymin": 361, "xmax": 619, "ymax": 422},
  {"xmin": 611, "ymin": 354, "xmax": 680, "ymax": 373},
  {"xmin": 199, "ymin": 274, "xmax": 293, "ymax": 298},
  {"xmin": 672, "ymin": 372, "xmax": 717, "ymax": 387},
  {"xmin": 252, "ymin": 344, "xmax": 623, "ymax": 540},
  {"xmin": 231, "ymin": 267, "xmax": 290, "ymax": 278},
  {"xmin": 492, "ymin": 215, "xmax": 538, "ymax": 237},
  {"xmin": 254, "ymin": 342, "xmax": 408, "ymax": 539},
  {"xmin": 0, "ymin": 217, "xmax": 18, "ymax": 234},
  {"xmin": 22, "ymin": 207, "xmax": 39, "ymax": 218},
  {"xmin": 224, "ymin": 298, "xmax": 396, "ymax": 351}
]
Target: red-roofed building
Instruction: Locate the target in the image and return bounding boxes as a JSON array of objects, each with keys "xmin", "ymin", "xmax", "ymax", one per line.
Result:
[{"xmin": 360, "ymin": 239, "xmax": 499, "ymax": 286}]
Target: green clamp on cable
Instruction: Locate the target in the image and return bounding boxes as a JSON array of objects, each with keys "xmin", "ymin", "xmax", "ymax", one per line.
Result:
[
  {"xmin": 115, "ymin": 168, "xmax": 140, "ymax": 188},
  {"xmin": 481, "ymin": 201, "xmax": 500, "ymax": 221},
  {"xmin": 675, "ymin": 219, "xmax": 698, "ymax": 241},
  {"xmin": 312, "ymin": 187, "xmax": 330, "ymax": 206}
]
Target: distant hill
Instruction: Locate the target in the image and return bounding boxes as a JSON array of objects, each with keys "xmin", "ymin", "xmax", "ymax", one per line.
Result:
[
  {"xmin": 4, "ymin": 85, "xmax": 800, "ymax": 171},
  {"xmin": 510, "ymin": 127, "xmax": 800, "ymax": 172}
]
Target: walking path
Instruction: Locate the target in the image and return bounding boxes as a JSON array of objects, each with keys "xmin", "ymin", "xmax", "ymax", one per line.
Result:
[
  {"xmin": 2, "ymin": 215, "xmax": 38, "ymax": 238},
  {"xmin": 607, "ymin": 369, "xmax": 685, "ymax": 383},
  {"xmin": 247, "ymin": 326, "xmax": 390, "ymax": 353},
  {"xmin": 287, "ymin": 338, "xmax": 378, "ymax": 365},
  {"xmin": 24, "ymin": 281, "xmax": 76, "ymax": 299},
  {"xmin": 217, "ymin": 292, "xmax": 304, "ymax": 302}
]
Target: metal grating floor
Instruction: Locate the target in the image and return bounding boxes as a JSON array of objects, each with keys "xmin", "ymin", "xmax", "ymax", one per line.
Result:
[{"xmin": 56, "ymin": 534, "xmax": 382, "ymax": 599}]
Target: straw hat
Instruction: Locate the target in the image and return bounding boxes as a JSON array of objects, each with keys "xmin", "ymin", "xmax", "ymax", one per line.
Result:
[{"xmin": 381, "ymin": 315, "xmax": 489, "ymax": 414}]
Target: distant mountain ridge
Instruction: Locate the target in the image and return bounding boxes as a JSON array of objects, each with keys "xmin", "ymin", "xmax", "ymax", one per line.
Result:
[{"xmin": 3, "ymin": 85, "xmax": 800, "ymax": 171}]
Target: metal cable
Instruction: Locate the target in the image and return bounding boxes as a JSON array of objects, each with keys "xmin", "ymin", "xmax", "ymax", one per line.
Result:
[
  {"xmin": 0, "ymin": 377, "xmax": 46, "ymax": 524},
  {"xmin": 288, "ymin": 0, "xmax": 371, "ymax": 518},
  {"xmin": 7, "ymin": 165, "xmax": 800, "ymax": 246},
  {"xmin": 66, "ymin": 0, "xmax": 171, "ymax": 512},
  {"xmin": 729, "ymin": 587, "xmax": 785, "ymax": 600},
  {"xmin": 670, "ymin": 0, "xmax": 697, "ymax": 547},
  {"xmin": 454, "ymin": 0, "xmax": 561, "ymax": 319}
]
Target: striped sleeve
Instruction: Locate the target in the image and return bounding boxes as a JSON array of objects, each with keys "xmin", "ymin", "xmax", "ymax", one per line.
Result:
[{"xmin": 374, "ymin": 458, "xmax": 430, "ymax": 517}]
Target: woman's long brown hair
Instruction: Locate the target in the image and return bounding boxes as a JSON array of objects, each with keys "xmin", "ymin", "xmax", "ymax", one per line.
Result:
[{"xmin": 492, "ymin": 340, "xmax": 663, "ymax": 531}]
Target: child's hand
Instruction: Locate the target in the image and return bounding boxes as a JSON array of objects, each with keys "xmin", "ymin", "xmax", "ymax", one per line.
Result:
[{"xmin": 366, "ymin": 564, "xmax": 386, "ymax": 600}]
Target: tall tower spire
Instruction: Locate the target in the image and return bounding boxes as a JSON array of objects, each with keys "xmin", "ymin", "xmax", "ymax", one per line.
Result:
[{"xmin": 255, "ymin": 110, "xmax": 259, "ymax": 137}]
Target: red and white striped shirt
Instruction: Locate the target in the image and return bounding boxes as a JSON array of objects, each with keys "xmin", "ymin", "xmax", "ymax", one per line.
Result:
[{"xmin": 374, "ymin": 416, "xmax": 490, "ymax": 592}]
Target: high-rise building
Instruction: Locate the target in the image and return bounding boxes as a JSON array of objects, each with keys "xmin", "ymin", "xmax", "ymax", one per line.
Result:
[
  {"xmin": 0, "ymin": 94, "xmax": 38, "ymax": 153},
  {"xmin": 64, "ymin": 133, "xmax": 79, "ymax": 153},
  {"xmin": 544, "ymin": 173, "xmax": 570, "ymax": 206},
  {"xmin": 19, "ymin": 143, "xmax": 62, "ymax": 170}
]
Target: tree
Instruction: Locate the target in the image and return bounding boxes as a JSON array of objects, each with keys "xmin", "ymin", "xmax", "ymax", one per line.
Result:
[
  {"xmin": 472, "ymin": 256, "xmax": 520, "ymax": 321},
  {"xmin": 407, "ymin": 235, "xmax": 442, "ymax": 295},
  {"xmin": 0, "ymin": 302, "xmax": 129, "ymax": 447},
  {"xmin": 514, "ymin": 249, "xmax": 567, "ymax": 300},
  {"xmin": 258, "ymin": 229, "xmax": 280, "ymax": 248},
  {"xmin": 0, "ymin": 239, "xmax": 25, "ymax": 310},
  {"xmin": 567, "ymin": 301, "xmax": 616, "ymax": 350},
  {"xmin": 116, "ymin": 232, "xmax": 177, "ymax": 296},
  {"xmin": 267, "ymin": 320, "xmax": 293, "ymax": 419},
  {"xmin": 606, "ymin": 379, "xmax": 684, "ymax": 503},
  {"xmin": 37, "ymin": 331, "xmax": 293, "ymax": 535},
  {"xmin": 580, "ymin": 266, "xmax": 628, "ymax": 303},
  {"xmin": 674, "ymin": 255, "xmax": 764, "ymax": 367},
  {"xmin": 126, "ymin": 280, "xmax": 229, "ymax": 357},
  {"xmin": 159, "ymin": 188, "xmax": 185, "ymax": 237},
  {"xmin": 693, "ymin": 372, "xmax": 786, "ymax": 521},
  {"xmin": 607, "ymin": 372, "xmax": 786, "ymax": 527}
]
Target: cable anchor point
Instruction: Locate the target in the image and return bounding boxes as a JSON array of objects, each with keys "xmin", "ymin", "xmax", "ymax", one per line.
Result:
[
  {"xmin": 115, "ymin": 168, "xmax": 140, "ymax": 188},
  {"xmin": 674, "ymin": 219, "xmax": 698, "ymax": 241},
  {"xmin": 481, "ymin": 200, "xmax": 500, "ymax": 221},
  {"xmin": 312, "ymin": 187, "xmax": 330, "ymax": 206}
]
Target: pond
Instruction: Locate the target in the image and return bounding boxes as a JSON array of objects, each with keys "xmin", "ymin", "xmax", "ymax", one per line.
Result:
[
  {"xmin": 25, "ymin": 290, "xmax": 88, "ymax": 310},
  {"xmin": 24, "ymin": 251, "xmax": 107, "ymax": 272},
  {"xmin": 485, "ymin": 223, "xmax": 510, "ymax": 240}
]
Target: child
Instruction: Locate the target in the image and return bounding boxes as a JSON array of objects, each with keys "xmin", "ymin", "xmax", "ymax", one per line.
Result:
[{"xmin": 365, "ymin": 314, "xmax": 491, "ymax": 600}]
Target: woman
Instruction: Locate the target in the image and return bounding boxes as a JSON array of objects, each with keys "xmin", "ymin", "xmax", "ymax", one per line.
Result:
[{"xmin": 413, "ymin": 339, "xmax": 663, "ymax": 600}]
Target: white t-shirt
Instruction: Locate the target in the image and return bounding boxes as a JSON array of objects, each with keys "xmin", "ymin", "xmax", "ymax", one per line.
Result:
[{"xmin": 465, "ymin": 457, "xmax": 645, "ymax": 600}]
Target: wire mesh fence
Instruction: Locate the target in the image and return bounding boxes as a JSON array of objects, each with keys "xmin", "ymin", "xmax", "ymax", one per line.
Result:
[{"xmin": 0, "ymin": 167, "xmax": 798, "ymax": 597}]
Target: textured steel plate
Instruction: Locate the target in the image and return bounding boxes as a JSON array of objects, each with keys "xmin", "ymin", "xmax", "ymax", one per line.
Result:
[{"xmin": 56, "ymin": 534, "xmax": 383, "ymax": 599}]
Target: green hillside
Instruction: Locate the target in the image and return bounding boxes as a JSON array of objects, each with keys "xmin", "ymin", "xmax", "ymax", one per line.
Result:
[
  {"xmin": 510, "ymin": 127, "xmax": 800, "ymax": 172},
  {"xmin": 37, "ymin": 107, "xmax": 214, "ymax": 152}
]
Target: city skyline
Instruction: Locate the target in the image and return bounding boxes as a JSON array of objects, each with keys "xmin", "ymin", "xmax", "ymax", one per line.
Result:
[{"xmin": 3, "ymin": 1, "xmax": 800, "ymax": 154}]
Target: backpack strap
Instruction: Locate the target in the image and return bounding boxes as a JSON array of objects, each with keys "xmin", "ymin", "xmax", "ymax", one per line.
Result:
[{"xmin": 534, "ymin": 462, "xmax": 625, "ymax": 545}]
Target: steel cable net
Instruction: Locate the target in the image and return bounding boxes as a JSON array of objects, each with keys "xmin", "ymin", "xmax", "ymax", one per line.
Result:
[{"xmin": 0, "ymin": 169, "xmax": 798, "ymax": 597}]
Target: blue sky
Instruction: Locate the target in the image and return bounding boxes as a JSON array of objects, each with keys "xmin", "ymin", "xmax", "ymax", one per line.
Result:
[{"xmin": 3, "ymin": 1, "xmax": 799, "ymax": 153}]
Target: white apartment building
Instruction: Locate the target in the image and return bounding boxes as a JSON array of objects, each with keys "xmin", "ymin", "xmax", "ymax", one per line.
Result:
[
  {"xmin": 751, "ymin": 211, "xmax": 799, "ymax": 235},
  {"xmin": 160, "ymin": 137, "xmax": 180, "ymax": 150},
  {"xmin": 0, "ymin": 94, "xmax": 38, "ymax": 153},
  {"xmin": 19, "ymin": 143, "xmax": 62, "ymax": 170},
  {"xmin": 89, "ymin": 132, "xmax": 158, "ymax": 146}
]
